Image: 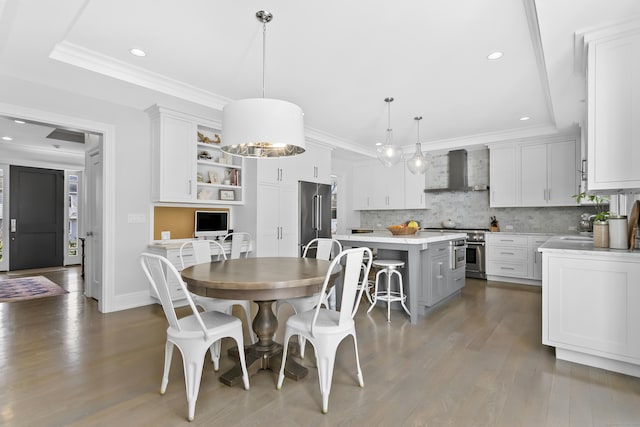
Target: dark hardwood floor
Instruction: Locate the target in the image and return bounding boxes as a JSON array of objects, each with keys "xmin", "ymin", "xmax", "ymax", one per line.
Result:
[{"xmin": 1, "ymin": 267, "xmax": 639, "ymax": 426}]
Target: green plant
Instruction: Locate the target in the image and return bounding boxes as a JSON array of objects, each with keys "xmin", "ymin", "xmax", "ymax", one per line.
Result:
[{"xmin": 573, "ymin": 192, "xmax": 610, "ymax": 221}]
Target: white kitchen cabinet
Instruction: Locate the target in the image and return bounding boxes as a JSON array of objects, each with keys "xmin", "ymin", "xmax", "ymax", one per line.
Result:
[
  {"xmin": 296, "ymin": 143, "xmax": 332, "ymax": 185},
  {"xmin": 528, "ymin": 235, "xmax": 549, "ymax": 281},
  {"xmin": 489, "ymin": 138, "xmax": 578, "ymax": 208},
  {"xmin": 486, "ymin": 233, "xmax": 553, "ymax": 285},
  {"xmin": 486, "ymin": 234, "xmax": 529, "ymax": 280},
  {"xmin": 148, "ymin": 107, "xmax": 196, "ymax": 203},
  {"xmin": 352, "ymin": 161, "xmax": 404, "ymax": 210},
  {"xmin": 404, "ymin": 164, "xmax": 427, "ymax": 209},
  {"xmin": 542, "ymin": 251, "xmax": 640, "ymax": 376},
  {"xmin": 352, "ymin": 163, "xmax": 374, "ymax": 210},
  {"xmin": 255, "ymin": 182, "xmax": 298, "ymax": 257},
  {"xmin": 372, "ymin": 162, "xmax": 404, "ymax": 209},
  {"xmin": 147, "ymin": 106, "xmax": 244, "ymax": 204},
  {"xmin": 489, "ymin": 145, "xmax": 519, "ymax": 207},
  {"xmin": 521, "ymin": 140, "xmax": 578, "ymax": 207},
  {"xmin": 586, "ymin": 26, "xmax": 640, "ymax": 192}
]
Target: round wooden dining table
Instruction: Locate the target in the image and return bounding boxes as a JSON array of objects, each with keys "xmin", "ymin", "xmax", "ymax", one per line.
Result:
[{"xmin": 181, "ymin": 256, "xmax": 340, "ymax": 386}]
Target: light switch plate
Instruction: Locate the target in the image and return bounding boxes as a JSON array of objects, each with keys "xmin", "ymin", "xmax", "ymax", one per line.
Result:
[{"xmin": 127, "ymin": 214, "xmax": 146, "ymax": 223}]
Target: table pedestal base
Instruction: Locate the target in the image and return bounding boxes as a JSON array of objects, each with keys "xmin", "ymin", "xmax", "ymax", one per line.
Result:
[{"xmin": 218, "ymin": 300, "xmax": 308, "ymax": 387}]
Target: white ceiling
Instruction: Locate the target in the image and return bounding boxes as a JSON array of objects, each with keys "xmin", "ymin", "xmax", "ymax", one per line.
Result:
[{"xmin": 0, "ymin": 0, "xmax": 639, "ymax": 160}]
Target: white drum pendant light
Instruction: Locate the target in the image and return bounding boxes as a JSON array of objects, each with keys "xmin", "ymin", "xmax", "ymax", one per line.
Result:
[
  {"xmin": 406, "ymin": 116, "xmax": 428, "ymax": 175},
  {"xmin": 222, "ymin": 11, "xmax": 305, "ymax": 157},
  {"xmin": 376, "ymin": 97, "xmax": 402, "ymax": 167}
]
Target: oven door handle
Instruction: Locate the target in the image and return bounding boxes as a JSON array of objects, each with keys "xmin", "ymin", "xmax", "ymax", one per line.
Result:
[{"xmin": 466, "ymin": 241, "xmax": 485, "ymax": 247}]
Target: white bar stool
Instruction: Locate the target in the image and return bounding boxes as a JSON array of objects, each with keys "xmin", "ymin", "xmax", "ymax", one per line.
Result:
[{"xmin": 367, "ymin": 259, "xmax": 410, "ymax": 322}]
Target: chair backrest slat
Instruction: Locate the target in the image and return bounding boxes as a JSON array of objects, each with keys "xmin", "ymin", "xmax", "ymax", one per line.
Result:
[
  {"xmin": 223, "ymin": 232, "xmax": 252, "ymax": 259},
  {"xmin": 179, "ymin": 240, "xmax": 227, "ymax": 270},
  {"xmin": 140, "ymin": 253, "xmax": 209, "ymax": 336},
  {"xmin": 302, "ymin": 238, "xmax": 342, "ymax": 261},
  {"xmin": 311, "ymin": 247, "xmax": 372, "ymax": 335}
]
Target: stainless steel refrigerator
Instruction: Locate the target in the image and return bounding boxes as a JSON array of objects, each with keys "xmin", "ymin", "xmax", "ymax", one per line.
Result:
[{"xmin": 299, "ymin": 180, "xmax": 332, "ymax": 254}]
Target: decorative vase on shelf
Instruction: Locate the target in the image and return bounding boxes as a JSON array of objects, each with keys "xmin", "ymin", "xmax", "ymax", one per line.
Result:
[{"xmin": 593, "ymin": 220, "xmax": 609, "ymax": 248}]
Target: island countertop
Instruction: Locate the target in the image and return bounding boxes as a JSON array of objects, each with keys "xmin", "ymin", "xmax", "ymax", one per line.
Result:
[{"xmin": 334, "ymin": 231, "xmax": 467, "ymax": 245}]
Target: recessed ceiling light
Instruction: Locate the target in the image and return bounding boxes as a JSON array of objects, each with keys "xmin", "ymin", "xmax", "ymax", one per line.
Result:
[
  {"xmin": 14, "ymin": 119, "xmax": 25, "ymax": 124},
  {"xmin": 129, "ymin": 48, "xmax": 147, "ymax": 57},
  {"xmin": 375, "ymin": 142, "xmax": 382, "ymax": 146},
  {"xmin": 2, "ymin": 136, "xmax": 13, "ymax": 141},
  {"xmin": 520, "ymin": 116, "xmax": 531, "ymax": 121},
  {"xmin": 487, "ymin": 51, "xmax": 503, "ymax": 60}
]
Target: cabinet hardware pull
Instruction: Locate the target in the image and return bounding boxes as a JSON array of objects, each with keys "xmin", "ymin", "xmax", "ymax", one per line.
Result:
[
  {"xmin": 500, "ymin": 267, "xmax": 515, "ymax": 270},
  {"xmin": 500, "ymin": 252, "xmax": 515, "ymax": 255}
]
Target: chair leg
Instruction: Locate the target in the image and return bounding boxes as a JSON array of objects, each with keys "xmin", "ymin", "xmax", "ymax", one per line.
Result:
[
  {"xmin": 181, "ymin": 349, "xmax": 206, "ymax": 421},
  {"xmin": 209, "ymin": 340, "xmax": 221, "ymax": 371},
  {"xmin": 299, "ymin": 335, "xmax": 307, "ymax": 359},
  {"xmin": 315, "ymin": 340, "xmax": 339, "ymax": 414},
  {"xmin": 276, "ymin": 331, "xmax": 294, "ymax": 389},
  {"xmin": 351, "ymin": 332, "xmax": 364, "ymax": 387},
  {"xmin": 364, "ymin": 280, "xmax": 373, "ymax": 304},
  {"xmin": 240, "ymin": 301, "xmax": 256, "ymax": 344},
  {"xmin": 161, "ymin": 340, "xmax": 174, "ymax": 394},
  {"xmin": 230, "ymin": 331, "xmax": 250, "ymax": 391}
]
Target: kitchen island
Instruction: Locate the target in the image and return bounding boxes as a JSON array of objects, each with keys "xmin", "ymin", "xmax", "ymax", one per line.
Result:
[
  {"xmin": 335, "ymin": 231, "xmax": 467, "ymax": 324},
  {"xmin": 539, "ymin": 236, "xmax": 640, "ymax": 377}
]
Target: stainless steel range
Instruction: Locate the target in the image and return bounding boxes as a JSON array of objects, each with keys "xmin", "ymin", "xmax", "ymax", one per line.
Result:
[{"xmin": 422, "ymin": 227, "xmax": 487, "ymax": 279}]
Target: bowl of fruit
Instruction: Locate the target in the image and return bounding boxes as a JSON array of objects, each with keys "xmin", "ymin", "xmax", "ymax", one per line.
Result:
[{"xmin": 388, "ymin": 221, "xmax": 419, "ymax": 235}]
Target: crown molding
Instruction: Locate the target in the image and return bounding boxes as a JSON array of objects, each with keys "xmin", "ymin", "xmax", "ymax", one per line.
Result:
[{"xmin": 50, "ymin": 41, "xmax": 232, "ymax": 111}]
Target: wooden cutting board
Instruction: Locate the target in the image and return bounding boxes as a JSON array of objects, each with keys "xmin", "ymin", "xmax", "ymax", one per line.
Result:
[{"xmin": 629, "ymin": 200, "xmax": 639, "ymax": 250}]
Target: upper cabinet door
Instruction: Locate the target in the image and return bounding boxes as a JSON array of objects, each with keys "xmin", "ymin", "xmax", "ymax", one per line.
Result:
[
  {"xmin": 297, "ymin": 143, "xmax": 332, "ymax": 185},
  {"xmin": 547, "ymin": 139, "xmax": 578, "ymax": 206},
  {"xmin": 150, "ymin": 112, "xmax": 195, "ymax": 203},
  {"xmin": 352, "ymin": 163, "xmax": 373, "ymax": 210},
  {"xmin": 490, "ymin": 146, "xmax": 519, "ymax": 207},
  {"xmin": 404, "ymin": 163, "xmax": 427, "ymax": 209},
  {"xmin": 520, "ymin": 144, "xmax": 547, "ymax": 206},
  {"xmin": 587, "ymin": 30, "xmax": 640, "ymax": 192}
]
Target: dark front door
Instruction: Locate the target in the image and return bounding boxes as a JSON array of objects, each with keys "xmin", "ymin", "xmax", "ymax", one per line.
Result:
[{"xmin": 9, "ymin": 166, "xmax": 65, "ymax": 270}]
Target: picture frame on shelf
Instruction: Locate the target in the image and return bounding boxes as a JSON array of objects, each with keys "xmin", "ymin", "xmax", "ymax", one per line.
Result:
[{"xmin": 219, "ymin": 189, "xmax": 235, "ymax": 201}]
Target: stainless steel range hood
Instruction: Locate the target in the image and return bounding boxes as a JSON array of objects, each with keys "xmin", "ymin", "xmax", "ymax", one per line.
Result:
[{"xmin": 424, "ymin": 149, "xmax": 488, "ymax": 193}]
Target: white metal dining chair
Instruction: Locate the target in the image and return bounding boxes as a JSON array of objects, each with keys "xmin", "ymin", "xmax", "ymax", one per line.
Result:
[
  {"xmin": 222, "ymin": 232, "xmax": 252, "ymax": 259},
  {"xmin": 140, "ymin": 252, "xmax": 250, "ymax": 421},
  {"xmin": 275, "ymin": 237, "xmax": 342, "ymax": 358},
  {"xmin": 277, "ymin": 247, "xmax": 372, "ymax": 414},
  {"xmin": 179, "ymin": 240, "xmax": 256, "ymax": 357}
]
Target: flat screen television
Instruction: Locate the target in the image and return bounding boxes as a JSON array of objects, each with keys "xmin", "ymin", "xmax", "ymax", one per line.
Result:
[{"xmin": 194, "ymin": 210, "xmax": 229, "ymax": 238}]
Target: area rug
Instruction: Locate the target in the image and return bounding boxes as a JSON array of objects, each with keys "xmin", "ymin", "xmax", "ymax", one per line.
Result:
[
  {"xmin": 7, "ymin": 267, "xmax": 66, "ymax": 276},
  {"xmin": 0, "ymin": 276, "xmax": 68, "ymax": 302}
]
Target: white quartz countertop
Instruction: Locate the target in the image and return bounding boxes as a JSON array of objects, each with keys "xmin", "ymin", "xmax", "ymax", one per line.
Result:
[
  {"xmin": 539, "ymin": 236, "xmax": 640, "ymax": 259},
  {"xmin": 334, "ymin": 231, "xmax": 467, "ymax": 245}
]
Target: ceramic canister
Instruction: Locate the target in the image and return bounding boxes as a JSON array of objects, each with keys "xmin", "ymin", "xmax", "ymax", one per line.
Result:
[
  {"xmin": 593, "ymin": 221, "xmax": 609, "ymax": 248},
  {"xmin": 608, "ymin": 215, "xmax": 629, "ymax": 249}
]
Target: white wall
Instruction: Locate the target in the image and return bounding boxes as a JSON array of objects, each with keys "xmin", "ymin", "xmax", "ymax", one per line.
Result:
[{"xmin": 0, "ymin": 75, "xmax": 207, "ymax": 310}]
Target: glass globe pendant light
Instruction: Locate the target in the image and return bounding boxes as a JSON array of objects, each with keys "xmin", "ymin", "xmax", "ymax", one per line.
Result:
[
  {"xmin": 376, "ymin": 97, "xmax": 403, "ymax": 167},
  {"xmin": 406, "ymin": 116, "xmax": 428, "ymax": 175}
]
